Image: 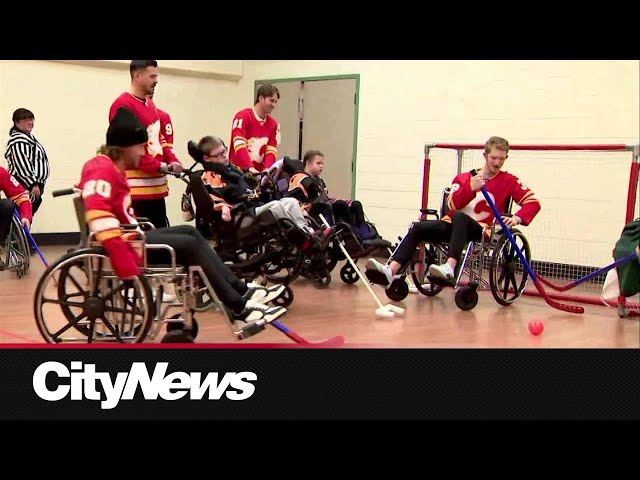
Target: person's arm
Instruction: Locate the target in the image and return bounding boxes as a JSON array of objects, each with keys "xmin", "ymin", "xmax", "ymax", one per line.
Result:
[
  {"xmin": 81, "ymin": 167, "xmax": 141, "ymax": 279},
  {"xmin": 446, "ymin": 173, "xmax": 478, "ymax": 213},
  {"xmin": 158, "ymin": 110, "xmax": 182, "ymax": 170},
  {"xmin": 109, "ymin": 102, "xmax": 164, "ymax": 174},
  {"xmin": 509, "ymin": 176, "xmax": 541, "ymax": 226},
  {"xmin": 230, "ymin": 110, "xmax": 254, "ymax": 171},
  {"xmin": 263, "ymin": 121, "xmax": 279, "ymax": 169},
  {"xmin": 0, "ymin": 169, "xmax": 32, "ymax": 225},
  {"xmin": 6, "ymin": 138, "xmax": 37, "ymax": 189}
]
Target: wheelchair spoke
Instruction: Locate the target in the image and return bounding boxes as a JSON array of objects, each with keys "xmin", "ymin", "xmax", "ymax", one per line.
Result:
[
  {"xmin": 91, "ymin": 257, "xmax": 104, "ymax": 296},
  {"xmin": 41, "ymin": 297, "xmax": 86, "ymax": 309},
  {"xmin": 51, "ymin": 314, "xmax": 89, "ymax": 340}
]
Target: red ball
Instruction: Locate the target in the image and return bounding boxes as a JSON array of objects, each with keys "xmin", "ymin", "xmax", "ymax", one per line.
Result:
[{"xmin": 528, "ymin": 320, "xmax": 544, "ymax": 335}]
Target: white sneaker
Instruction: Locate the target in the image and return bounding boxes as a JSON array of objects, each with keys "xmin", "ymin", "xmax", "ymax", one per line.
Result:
[
  {"xmin": 428, "ymin": 263, "xmax": 455, "ymax": 283},
  {"xmin": 243, "ymin": 283, "xmax": 287, "ymax": 304},
  {"xmin": 365, "ymin": 258, "xmax": 396, "ymax": 286}
]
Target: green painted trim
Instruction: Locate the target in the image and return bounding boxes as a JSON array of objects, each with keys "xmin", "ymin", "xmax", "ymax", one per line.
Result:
[{"xmin": 254, "ymin": 74, "xmax": 361, "ymax": 200}]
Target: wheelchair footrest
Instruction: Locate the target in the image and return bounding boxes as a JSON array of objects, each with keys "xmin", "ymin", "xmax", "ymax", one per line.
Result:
[
  {"xmin": 236, "ymin": 322, "xmax": 266, "ymax": 340},
  {"xmin": 365, "ymin": 269, "xmax": 391, "ymax": 286},
  {"xmin": 426, "ymin": 275, "xmax": 455, "ymax": 288}
]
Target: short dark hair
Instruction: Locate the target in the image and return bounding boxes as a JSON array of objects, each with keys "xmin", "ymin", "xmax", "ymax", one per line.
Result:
[
  {"xmin": 130, "ymin": 60, "xmax": 158, "ymax": 78},
  {"xmin": 303, "ymin": 149, "xmax": 324, "ymax": 165},
  {"xmin": 12, "ymin": 108, "xmax": 34, "ymax": 122},
  {"xmin": 254, "ymin": 84, "xmax": 280, "ymax": 104}
]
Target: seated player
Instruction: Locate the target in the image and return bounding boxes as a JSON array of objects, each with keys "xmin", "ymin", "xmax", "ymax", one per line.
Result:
[
  {"xmin": 0, "ymin": 166, "xmax": 32, "ymax": 270},
  {"xmin": 366, "ymin": 136, "xmax": 542, "ymax": 286},
  {"xmin": 80, "ymin": 107, "xmax": 288, "ymax": 337},
  {"xmin": 197, "ymin": 135, "xmax": 315, "ymax": 235},
  {"xmin": 282, "ymin": 150, "xmax": 375, "ymax": 240}
]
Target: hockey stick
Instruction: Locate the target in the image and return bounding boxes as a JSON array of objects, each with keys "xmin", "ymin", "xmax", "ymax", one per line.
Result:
[
  {"xmin": 480, "ymin": 185, "xmax": 584, "ymax": 314},
  {"xmin": 271, "ymin": 320, "xmax": 345, "ymax": 348},
  {"xmin": 318, "ymin": 213, "xmax": 405, "ymax": 318},
  {"xmin": 14, "ymin": 210, "xmax": 49, "ymax": 268},
  {"xmin": 535, "ymin": 252, "xmax": 639, "ymax": 292}
]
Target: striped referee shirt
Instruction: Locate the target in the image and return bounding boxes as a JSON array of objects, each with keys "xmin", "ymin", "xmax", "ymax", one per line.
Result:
[{"xmin": 4, "ymin": 127, "xmax": 50, "ymax": 189}]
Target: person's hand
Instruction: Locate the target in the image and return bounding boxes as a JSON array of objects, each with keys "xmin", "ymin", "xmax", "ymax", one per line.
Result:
[
  {"xmin": 31, "ymin": 185, "xmax": 41, "ymax": 198},
  {"xmin": 167, "ymin": 162, "xmax": 183, "ymax": 173},
  {"xmin": 248, "ymin": 167, "xmax": 260, "ymax": 175},
  {"xmin": 21, "ymin": 218, "xmax": 31, "ymax": 229},
  {"xmin": 470, "ymin": 174, "xmax": 486, "ymax": 192},
  {"xmin": 501, "ymin": 215, "xmax": 521, "ymax": 228}
]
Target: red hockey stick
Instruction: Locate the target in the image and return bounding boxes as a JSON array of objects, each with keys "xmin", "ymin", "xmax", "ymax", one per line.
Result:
[{"xmin": 480, "ymin": 186, "xmax": 584, "ymax": 314}]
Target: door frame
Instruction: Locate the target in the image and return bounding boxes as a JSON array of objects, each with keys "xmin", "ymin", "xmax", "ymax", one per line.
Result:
[{"xmin": 254, "ymin": 74, "xmax": 360, "ymax": 199}]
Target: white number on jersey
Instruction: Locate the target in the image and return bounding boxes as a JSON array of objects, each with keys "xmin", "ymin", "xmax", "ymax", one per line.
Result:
[
  {"xmin": 164, "ymin": 123, "xmax": 173, "ymax": 137},
  {"xmin": 82, "ymin": 179, "xmax": 112, "ymax": 199},
  {"xmin": 9, "ymin": 175, "xmax": 19, "ymax": 188},
  {"xmin": 232, "ymin": 118, "xmax": 244, "ymax": 130}
]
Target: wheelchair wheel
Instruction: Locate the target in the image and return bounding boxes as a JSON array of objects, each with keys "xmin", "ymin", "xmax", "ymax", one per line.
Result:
[
  {"xmin": 271, "ymin": 284, "xmax": 294, "ymax": 307},
  {"xmin": 340, "ymin": 262, "xmax": 360, "ymax": 284},
  {"xmin": 34, "ymin": 248, "xmax": 155, "ymax": 344},
  {"xmin": 489, "ymin": 229, "xmax": 531, "ymax": 306},
  {"xmin": 386, "ymin": 278, "xmax": 409, "ymax": 302},
  {"xmin": 409, "ymin": 242, "xmax": 445, "ymax": 297},
  {"xmin": 455, "ymin": 285, "xmax": 479, "ymax": 311},
  {"xmin": 163, "ymin": 313, "xmax": 198, "ymax": 343}
]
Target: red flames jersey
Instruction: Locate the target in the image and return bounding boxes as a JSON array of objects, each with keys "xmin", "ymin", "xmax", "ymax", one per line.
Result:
[
  {"xmin": 158, "ymin": 108, "xmax": 174, "ymax": 147},
  {"xmin": 0, "ymin": 166, "xmax": 32, "ymax": 222},
  {"xmin": 79, "ymin": 155, "xmax": 140, "ymax": 276},
  {"xmin": 109, "ymin": 93, "xmax": 176, "ymax": 200},
  {"xmin": 229, "ymin": 107, "xmax": 279, "ymax": 172},
  {"xmin": 444, "ymin": 169, "xmax": 541, "ymax": 228}
]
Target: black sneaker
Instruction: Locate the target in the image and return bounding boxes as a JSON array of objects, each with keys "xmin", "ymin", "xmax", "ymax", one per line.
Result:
[
  {"xmin": 243, "ymin": 282, "xmax": 287, "ymax": 304},
  {"xmin": 232, "ymin": 300, "xmax": 287, "ymax": 338}
]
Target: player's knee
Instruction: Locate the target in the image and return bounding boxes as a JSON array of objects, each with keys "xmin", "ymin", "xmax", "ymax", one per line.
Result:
[{"xmin": 0, "ymin": 199, "xmax": 15, "ymax": 216}]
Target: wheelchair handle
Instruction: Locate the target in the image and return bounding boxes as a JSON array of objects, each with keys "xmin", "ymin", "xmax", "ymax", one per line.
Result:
[{"xmin": 52, "ymin": 188, "xmax": 79, "ymax": 197}]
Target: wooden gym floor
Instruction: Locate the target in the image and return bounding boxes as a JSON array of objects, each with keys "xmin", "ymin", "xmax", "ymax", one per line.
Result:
[{"xmin": 1, "ymin": 245, "xmax": 638, "ymax": 348}]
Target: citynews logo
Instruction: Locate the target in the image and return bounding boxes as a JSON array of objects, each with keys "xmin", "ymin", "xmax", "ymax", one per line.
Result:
[{"xmin": 32, "ymin": 361, "xmax": 257, "ymax": 410}]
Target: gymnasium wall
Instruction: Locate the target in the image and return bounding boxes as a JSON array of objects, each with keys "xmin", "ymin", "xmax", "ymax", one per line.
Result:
[
  {"xmin": 0, "ymin": 60, "xmax": 637, "ymax": 269},
  {"xmin": 0, "ymin": 60, "xmax": 245, "ymax": 233},
  {"xmin": 242, "ymin": 60, "xmax": 640, "ymax": 267}
]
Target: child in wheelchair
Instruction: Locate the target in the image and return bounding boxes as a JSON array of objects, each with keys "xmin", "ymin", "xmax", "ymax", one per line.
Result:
[
  {"xmin": 366, "ymin": 136, "xmax": 541, "ymax": 288},
  {"xmin": 192, "ymin": 136, "xmax": 327, "ymax": 245},
  {"xmin": 0, "ymin": 166, "xmax": 32, "ymax": 271},
  {"xmin": 79, "ymin": 107, "xmax": 289, "ymax": 337}
]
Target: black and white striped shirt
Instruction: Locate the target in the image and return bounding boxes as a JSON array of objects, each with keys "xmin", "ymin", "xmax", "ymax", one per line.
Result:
[{"xmin": 4, "ymin": 127, "xmax": 50, "ymax": 189}]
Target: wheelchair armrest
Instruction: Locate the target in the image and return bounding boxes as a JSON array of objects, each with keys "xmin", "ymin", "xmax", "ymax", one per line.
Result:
[
  {"xmin": 136, "ymin": 217, "xmax": 150, "ymax": 223},
  {"xmin": 420, "ymin": 208, "xmax": 439, "ymax": 220}
]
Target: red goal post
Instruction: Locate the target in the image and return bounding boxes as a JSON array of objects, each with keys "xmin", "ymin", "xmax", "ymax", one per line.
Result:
[{"xmin": 421, "ymin": 141, "xmax": 639, "ymax": 306}]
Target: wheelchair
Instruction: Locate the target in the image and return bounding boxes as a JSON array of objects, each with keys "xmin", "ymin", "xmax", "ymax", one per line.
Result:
[
  {"xmin": 1, "ymin": 210, "xmax": 30, "ymax": 278},
  {"xmin": 33, "ymin": 189, "xmax": 266, "ymax": 344},
  {"xmin": 260, "ymin": 157, "xmax": 395, "ymax": 288},
  {"xmin": 367, "ymin": 186, "xmax": 532, "ymax": 311},
  {"xmin": 171, "ymin": 151, "xmax": 301, "ymax": 305}
]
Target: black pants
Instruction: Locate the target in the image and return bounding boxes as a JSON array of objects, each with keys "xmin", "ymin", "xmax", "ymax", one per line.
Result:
[
  {"xmin": 392, "ymin": 211, "xmax": 483, "ymax": 266},
  {"xmin": 132, "ymin": 198, "xmax": 168, "ymax": 229},
  {"xmin": 332, "ymin": 200, "xmax": 366, "ymax": 226},
  {"xmin": 145, "ymin": 225, "xmax": 248, "ymax": 316},
  {"xmin": 0, "ymin": 199, "xmax": 15, "ymax": 245}
]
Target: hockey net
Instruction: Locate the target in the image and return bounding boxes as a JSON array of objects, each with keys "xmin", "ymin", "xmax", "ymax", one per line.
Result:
[{"xmin": 421, "ymin": 142, "xmax": 640, "ymax": 309}]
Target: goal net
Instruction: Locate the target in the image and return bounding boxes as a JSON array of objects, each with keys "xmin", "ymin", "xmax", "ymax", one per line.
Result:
[{"xmin": 421, "ymin": 142, "xmax": 639, "ymax": 307}]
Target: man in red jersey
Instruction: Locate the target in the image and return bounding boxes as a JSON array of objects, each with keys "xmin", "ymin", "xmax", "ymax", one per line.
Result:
[
  {"xmin": 109, "ymin": 60, "xmax": 183, "ymax": 229},
  {"xmin": 79, "ymin": 107, "xmax": 288, "ymax": 338},
  {"xmin": 0, "ymin": 166, "xmax": 32, "ymax": 270},
  {"xmin": 366, "ymin": 136, "xmax": 542, "ymax": 286},
  {"xmin": 229, "ymin": 83, "xmax": 280, "ymax": 174}
]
